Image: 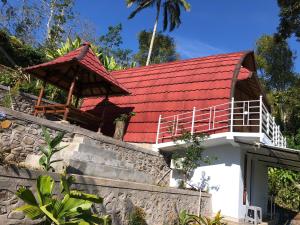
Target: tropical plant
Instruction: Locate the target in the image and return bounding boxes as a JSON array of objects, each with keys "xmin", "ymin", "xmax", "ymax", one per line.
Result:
[
  {"xmin": 114, "ymin": 112, "xmax": 136, "ymax": 123},
  {"xmin": 177, "ymin": 210, "xmax": 226, "ymax": 225},
  {"xmin": 39, "ymin": 127, "xmax": 67, "ymax": 172},
  {"xmin": 268, "ymin": 167, "xmax": 300, "ymax": 212},
  {"xmin": 45, "ymin": 36, "xmax": 134, "ymax": 71},
  {"xmin": 172, "ymin": 132, "xmax": 213, "ymax": 185},
  {"xmin": 15, "ymin": 173, "xmax": 111, "ymax": 225},
  {"xmin": 126, "ymin": 0, "xmax": 190, "ymax": 66},
  {"xmin": 128, "ymin": 206, "xmax": 147, "ymax": 225},
  {"xmin": 46, "ymin": 37, "xmax": 101, "ymax": 59}
]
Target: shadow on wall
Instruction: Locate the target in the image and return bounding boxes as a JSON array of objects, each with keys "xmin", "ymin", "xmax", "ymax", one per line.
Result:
[{"xmin": 86, "ymin": 99, "xmax": 134, "ymax": 138}]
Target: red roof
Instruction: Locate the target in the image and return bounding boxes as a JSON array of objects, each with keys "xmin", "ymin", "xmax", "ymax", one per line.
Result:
[
  {"xmin": 24, "ymin": 43, "xmax": 129, "ymax": 97},
  {"xmin": 82, "ymin": 51, "xmax": 258, "ymax": 143}
]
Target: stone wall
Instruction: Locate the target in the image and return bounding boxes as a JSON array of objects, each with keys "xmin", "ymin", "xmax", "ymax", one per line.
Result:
[
  {"xmin": 0, "ymin": 84, "xmax": 54, "ymax": 115},
  {"xmin": 0, "ymin": 106, "xmax": 170, "ymax": 184},
  {"xmin": 0, "ymin": 166, "xmax": 212, "ymax": 225}
]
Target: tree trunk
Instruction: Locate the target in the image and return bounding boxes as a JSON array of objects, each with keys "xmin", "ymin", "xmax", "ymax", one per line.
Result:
[
  {"xmin": 46, "ymin": 0, "xmax": 56, "ymax": 40},
  {"xmin": 114, "ymin": 120, "xmax": 126, "ymax": 140},
  {"xmin": 146, "ymin": 2, "xmax": 161, "ymax": 66}
]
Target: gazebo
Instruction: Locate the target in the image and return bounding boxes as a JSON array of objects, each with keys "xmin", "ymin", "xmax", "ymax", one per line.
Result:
[{"xmin": 24, "ymin": 43, "xmax": 129, "ymax": 130}]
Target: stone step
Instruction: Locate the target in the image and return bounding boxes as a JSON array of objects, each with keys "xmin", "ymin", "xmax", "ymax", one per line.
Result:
[
  {"xmin": 68, "ymin": 160, "xmax": 154, "ymax": 184},
  {"xmin": 71, "ymin": 151, "xmax": 134, "ymax": 169},
  {"xmin": 77, "ymin": 143, "xmax": 118, "ymax": 160}
]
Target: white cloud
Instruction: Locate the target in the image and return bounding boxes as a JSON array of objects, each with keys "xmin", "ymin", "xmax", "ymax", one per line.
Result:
[{"xmin": 175, "ymin": 36, "xmax": 226, "ymax": 59}]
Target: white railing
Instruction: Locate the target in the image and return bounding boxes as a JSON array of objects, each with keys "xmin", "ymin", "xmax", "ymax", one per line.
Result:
[{"xmin": 156, "ymin": 96, "xmax": 287, "ymax": 148}]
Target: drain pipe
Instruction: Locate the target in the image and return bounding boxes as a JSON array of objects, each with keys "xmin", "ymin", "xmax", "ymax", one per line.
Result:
[{"xmin": 197, "ymin": 187, "xmax": 202, "ymax": 216}]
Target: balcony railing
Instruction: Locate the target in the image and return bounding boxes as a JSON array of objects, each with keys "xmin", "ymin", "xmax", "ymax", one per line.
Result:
[{"xmin": 156, "ymin": 96, "xmax": 287, "ymax": 148}]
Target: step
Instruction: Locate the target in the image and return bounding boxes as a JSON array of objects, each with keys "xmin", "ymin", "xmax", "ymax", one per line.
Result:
[
  {"xmin": 77, "ymin": 143, "xmax": 118, "ymax": 160},
  {"xmin": 71, "ymin": 151, "xmax": 134, "ymax": 169},
  {"xmin": 68, "ymin": 160, "xmax": 154, "ymax": 184}
]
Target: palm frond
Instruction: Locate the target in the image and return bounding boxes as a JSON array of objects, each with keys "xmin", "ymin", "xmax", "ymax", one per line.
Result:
[{"xmin": 15, "ymin": 186, "xmax": 38, "ymax": 206}]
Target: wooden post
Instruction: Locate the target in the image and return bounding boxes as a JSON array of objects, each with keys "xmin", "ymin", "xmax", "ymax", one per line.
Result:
[
  {"xmin": 34, "ymin": 81, "xmax": 46, "ymax": 116},
  {"xmin": 63, "ymin": 77, "xmax": 77, "ymax": 120},
  {"xmin": 98, "ymin": 93, "xmax": 109, "ymax": 133}
]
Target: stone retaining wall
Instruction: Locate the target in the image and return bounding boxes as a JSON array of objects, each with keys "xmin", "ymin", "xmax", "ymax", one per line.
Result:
[
  {"xmin": 0, "ymin": 84, "xmax": 55, "ymax": 115},
  {"xmin": 0, "ymin": 106, "xmax": 170, "ymax": 184},
  {"xmin": 0, "ymin": 166, "xmax": 212, "ymax": 225}
]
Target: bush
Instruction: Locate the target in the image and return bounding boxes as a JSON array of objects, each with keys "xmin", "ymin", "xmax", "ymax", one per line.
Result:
[{"xmin": 128, "ymin": 207, "xmax": 147, "ymax": 225}]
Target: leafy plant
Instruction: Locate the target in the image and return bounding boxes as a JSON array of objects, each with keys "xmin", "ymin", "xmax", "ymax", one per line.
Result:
[
  {"xmin": 114, "ymin": 112, "xmax": 136, "ymax": 123},
  {"xmin": 268, "ymin": 167, "xmax": 300, "ymax": 212},
  {"xmin": 177, "ymin": 210, "xmax": 226, "ymax": 225},
  {"xmin": 128, "ymin": 206, "xmax": 147, "ymax": 225},
  {"xmin": 15, "ymin": 173, "xmax": 111, "ymax": 225},
  {"xmin": 172, "ymin": 132, "xmax": 214, "ymax": 185},
  {"xmin": 39, "ymin": 127, "xmax": 67, "ymax": 172}
]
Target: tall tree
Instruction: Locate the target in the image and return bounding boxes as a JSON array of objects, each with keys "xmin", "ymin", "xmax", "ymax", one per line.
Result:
[
  {"xmin": 277, "ymin": 0, "xmax": 300, "ymax": 40},
  {"xmin": 255, "ymin": 35, "xmax": 296, "ymax": 91},
  {"xmin": 44, "ymin": 0, "xmax": 75, "ymax": 49},
  {"xmin": 0, "ymin": 0, "xmax": 43, "ymax": 45},
  {"xmin": 134, "ymin": 30, "xmax": 179, "ymax": 65},
  {"xmin": 98, "ymin": 24, "xmax": 133, "ymax": 67},
  {"xmin": 126, "ymin": 0, "xmax": 190, "ymax": 66}
]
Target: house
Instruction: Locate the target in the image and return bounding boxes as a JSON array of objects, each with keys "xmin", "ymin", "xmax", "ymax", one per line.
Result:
[{"xmin": 82, "ymin": 51, "xmax": 300, "ymax": 223}]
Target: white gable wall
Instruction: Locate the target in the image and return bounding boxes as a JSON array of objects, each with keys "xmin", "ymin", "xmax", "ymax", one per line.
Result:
[{"xmin": 189, "ymin": 144, "xmax": 245, "ymax": 221}]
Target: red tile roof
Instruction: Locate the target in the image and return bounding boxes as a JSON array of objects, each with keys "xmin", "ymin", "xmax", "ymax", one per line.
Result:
[
  {"xmin": 24, "ymin": 43, "xmax": 129, "ymax": 97},
  {"xmin": 82, "ymin": 51, "xmax": 256, "ymax": 143}
]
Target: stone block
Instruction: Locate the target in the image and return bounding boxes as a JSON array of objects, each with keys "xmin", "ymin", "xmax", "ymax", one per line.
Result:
[
  {"xmin": 22, "ymin": 136, "xmax": 35, "ymax": 145},
  {"xmin": 7, "ymin": 211, "xmax": 25, "ymax": 220}
]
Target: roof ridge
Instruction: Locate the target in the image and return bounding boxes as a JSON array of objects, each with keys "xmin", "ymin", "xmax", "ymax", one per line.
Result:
[
  {"xmin": 112, "ymin": 50, "xmax": 250, "ymax": 75},
  {"xmin": 116, "ymin": 62, "xmax": 236, "ymax": 81}
]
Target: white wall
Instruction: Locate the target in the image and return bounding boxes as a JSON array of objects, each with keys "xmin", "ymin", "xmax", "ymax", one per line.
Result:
[
  {"xmin": 189, "ymin": 144, "xmax": 243, "ymax": 220},
  {"xmin": 250, "ymin": 159, "xmax": 269, "ymax": 215}
]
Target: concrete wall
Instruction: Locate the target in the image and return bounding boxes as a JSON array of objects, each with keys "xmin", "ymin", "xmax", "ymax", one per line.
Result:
[
  {"xmin": 0, "ymin": 106, "xmax": 171, "ymax": 185},
  {"xmin": 188, "ymin": 144, "xmax": 244, "ymax": 221},
  {"xmin": 0, "ymin": 165, "xmax": 211, "ymax": 225}
]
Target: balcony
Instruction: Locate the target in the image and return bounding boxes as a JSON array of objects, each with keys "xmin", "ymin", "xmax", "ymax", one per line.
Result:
[{"xmin": 156, "ymin": 96, "xmax": 287, "ymax": 148}]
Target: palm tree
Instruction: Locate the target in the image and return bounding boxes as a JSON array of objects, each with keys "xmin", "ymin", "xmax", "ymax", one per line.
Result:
[{"xmin": 126, "ymin": 0, "xmax": 191, "ymax": 66}]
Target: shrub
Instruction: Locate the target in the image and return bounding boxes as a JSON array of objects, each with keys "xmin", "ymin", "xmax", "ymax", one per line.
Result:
[{"xmin": 128, "ymin": 207, "xmax": 147, "ymax": 225}]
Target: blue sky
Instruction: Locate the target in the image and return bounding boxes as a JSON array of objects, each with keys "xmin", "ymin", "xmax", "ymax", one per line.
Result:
[{"xmin": 75, "ymin": 0, "xmax": 300, "ymax": 72}]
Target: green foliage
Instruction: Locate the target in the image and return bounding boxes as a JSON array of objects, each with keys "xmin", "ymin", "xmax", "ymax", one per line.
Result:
[
  {"xmin": 134, "ymin": 30, "xmax": 179, "ymax": 66},
  {"xmin": 45, "ymin": 0, "xmax": 75, "ymax": 50},
  {"xmin": 46, "ymin": 37, "xmax": 100, "ymax": 60},
  {"xmin": 276, "ymin": 0, "xmax": 300, "ymax": 41},
  {"xmin": 0, "ymin": 29, "xmax": 46, "ymax": 67},
  {"xmin": 39, "ymin": 127, "xmax": 67, "ymax": 172},
  {"xmin": 0, "ymin": 0, "xmax": 43, "ymax": 45},
  {"xmin": 268, "ymin": 168, "xmax": 300, "ymax": 212},
  {"xmin": 255, "ymin": 35, "xmax": 296, "ymax": 91},
  {"xmin": 172, "ymin": 133, "xmax": 213, "ymax": 182},
  {"xmin": 126, "ymin": 0, "xmax": 191, "ymax": 32},
  {"xmin": 98, "ymin": 24, "xmax": 134, "ymax": 68},
  {"xmin": 15, "ymin": 174, "xmax": 111, "ymax": 225},
  {"xmin": 128, "ymin": 207, "xmax": 147, "ymax": 225},
  {"xmin": 114, "ymin": 112, "xmax": 136, "ymax": 123},
  {"xmin": 46, "ymin": 36, "xmax": 135, "ymax": 71},
  {"xmin": 177, "ymin": 210, "xmax": 226, "ymax": 225}
]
